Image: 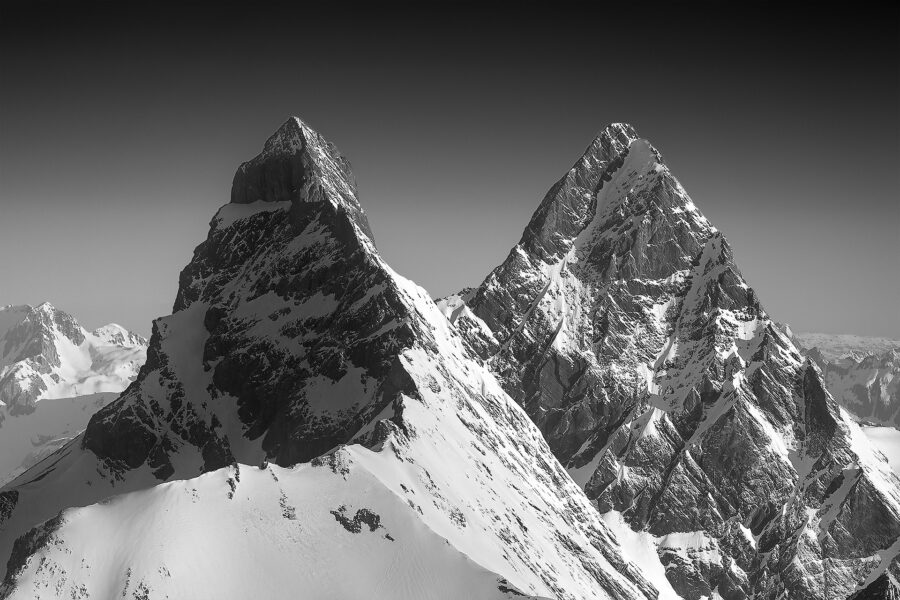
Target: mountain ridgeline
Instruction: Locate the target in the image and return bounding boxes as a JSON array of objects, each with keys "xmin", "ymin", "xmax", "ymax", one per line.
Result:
[{"xmin": 0, "ymin": 118, "xmax": 896, "ymax": 600}]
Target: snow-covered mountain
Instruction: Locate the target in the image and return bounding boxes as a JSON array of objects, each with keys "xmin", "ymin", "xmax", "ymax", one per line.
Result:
[
  {"xmin": 442, "ymin": 124, "xmax": 900, "ymax": 599},
  {"xmin": 0, "ymin": 303, "xmax": 146, "ymax": 410},
  {"xmin": 0, "ymin": 304, "xmax": 147, "ymax": 484},
  {"xmin": 0, "ymin": 119, "xmax": 661, "ymax": 600},
  {"xmin": 782, "ymin": 330, "xmax": 900, "ymax": 429}
]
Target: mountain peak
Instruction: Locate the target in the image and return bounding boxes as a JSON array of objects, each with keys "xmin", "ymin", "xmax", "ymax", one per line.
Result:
[
  {"xmin": 515, "ymin": 122, "xmax": 678, "ymax": 262},
  {"xmin": 22, "ymin": 302, "xmax": 80, "ymax": 335},
  {"xmin": 229, "ymin": 116, "xmax": 374, "ymax": 242},
  {"xmin": 27, "ymin": 302, "xmax": 62, "ymax": 321},
  {"xmin": 581, "ymin": 123, "xmax": 668, "ymax": 177},
  {"xmin": 260, "ymin": 116, "xmax": 313, "ymax": 157},
  {"xmin": 91, "ymin": 323, "xmax": 147, "ymax": 347},
  {"xmin": 593, "ymin": 122, "xmax": 639, "ymax": 148}
]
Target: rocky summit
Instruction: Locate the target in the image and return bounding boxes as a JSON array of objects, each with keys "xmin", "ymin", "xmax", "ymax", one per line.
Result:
[
  {"xmin": 0, "ymin": 118, "xmax": 659, "ymax": 600},
  {"xmin": 443, "ymin": 123, "xmax": 900, "ymax": 599}
]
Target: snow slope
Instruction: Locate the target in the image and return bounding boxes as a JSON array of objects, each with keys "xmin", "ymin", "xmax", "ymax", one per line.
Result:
[
  {"xmin": 864, "ymin": 426, "xmax": 900, "ymax": 472},
  {"xmin": 3, "ymin": 463, "xmax": 551, "ymax": 600}
]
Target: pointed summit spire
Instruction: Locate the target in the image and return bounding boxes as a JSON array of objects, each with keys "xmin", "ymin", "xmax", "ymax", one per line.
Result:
[
  {"xmin": 517, "ymin": 121, "xmax": 665, "ymax": 261},
  {"xmin": 260, "ymin": 116, "xmax": 312, "ymax": 157},
  {"xmin": 574, "ymin": 123, "xmax": 650, "ymax": 176},
  {"xmin": 230, "ymin": 116, "xmax": 374, "ymax": 242}
]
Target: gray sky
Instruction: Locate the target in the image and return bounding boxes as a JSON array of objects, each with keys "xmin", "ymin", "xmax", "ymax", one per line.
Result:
[{"xmin": 1, "ymin": 3, "xmax": 898, "ymax": 338}]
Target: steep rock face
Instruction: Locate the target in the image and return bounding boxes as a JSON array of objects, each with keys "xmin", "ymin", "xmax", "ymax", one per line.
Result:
[
  {"xmin": 786, "ymin": 331, "xmax": 900, "ymax": 429},
  {"xmin": 449, "ymin": 124, "xmax": 900, "ymax": 599},
  {"xmin": 82, "ymin": 118, "xmax": 405, "ymax": 477},
  {"xmin": 0, "ymin": 118, "xmax": 658, "ymax": 600}
]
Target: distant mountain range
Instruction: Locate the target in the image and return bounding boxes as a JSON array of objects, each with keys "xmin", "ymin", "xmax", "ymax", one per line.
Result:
[
  {"xmin": 788, "ymin": 331, "xmax": 900, "ymax": 362},
  {"xmin": 782, "ymin": 327, "xmax": 900, "ymax": 430},
  {"xmin": 0, "ymin": 304, "xmax": 146, "ymax": 485},
  {"xmin": 0, "ymin": 119, "xmax": 896, "ymax": 599}
]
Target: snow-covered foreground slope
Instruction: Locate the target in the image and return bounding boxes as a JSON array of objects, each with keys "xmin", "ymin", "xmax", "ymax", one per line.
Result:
[
  {"xmin": 2, "ymin": 462, "xmax": 554, "ymax": 600},
  {"xmin": 447, "ymin": 123, "xmax": 900, "ymax": 599},
  {"xmin": 0, "ymin": 118, "xmax": 657, "ymax": 600},
  {"xmin": 0, "ymin": 393, "xmax": 117, "ymax": 486}
]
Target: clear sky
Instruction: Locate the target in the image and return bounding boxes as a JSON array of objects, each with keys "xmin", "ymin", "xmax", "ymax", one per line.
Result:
[{"xmin": 1, "ymin": 3, "xmax": 898, "ymax": 338}]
